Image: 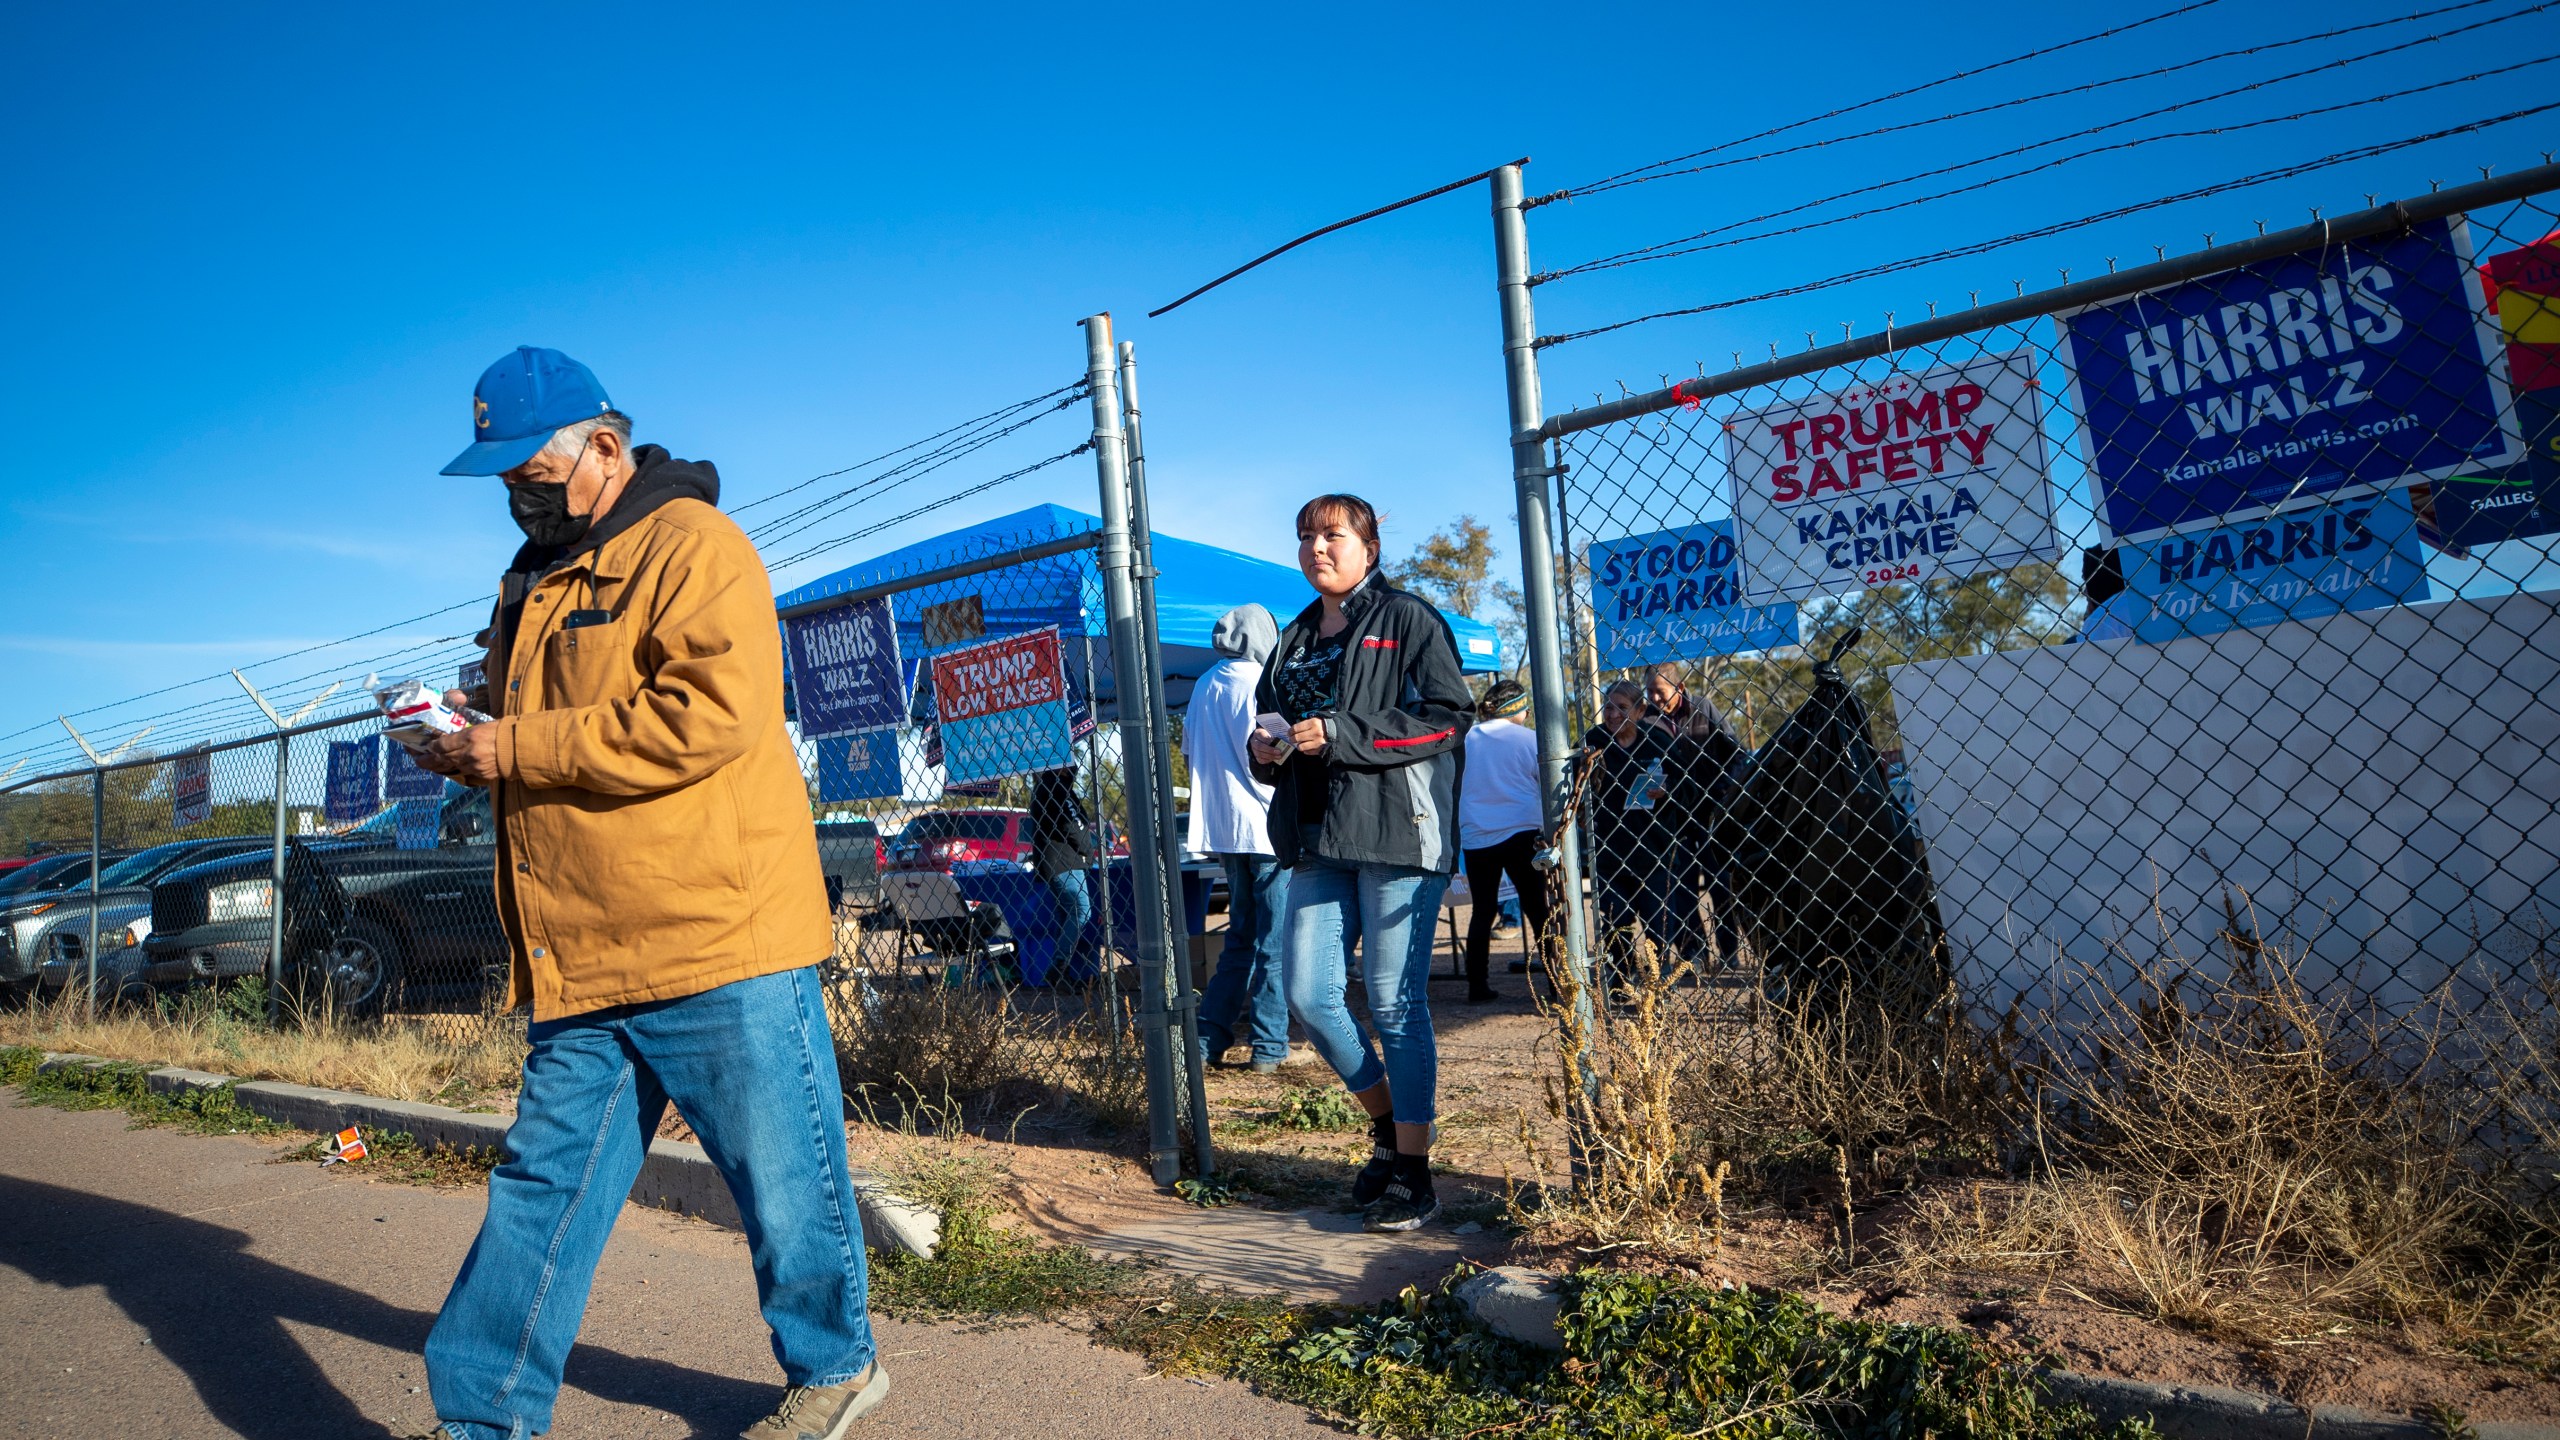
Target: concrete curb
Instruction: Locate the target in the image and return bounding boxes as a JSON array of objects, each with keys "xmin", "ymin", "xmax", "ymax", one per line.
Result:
[
  {"xmin": 1453, "ymin": 1267, "xmax": 2558, "ymax": 1440},
  {"xmin": 29, "ymin": 1053, "xmax": 941, "ymax": 1259}
]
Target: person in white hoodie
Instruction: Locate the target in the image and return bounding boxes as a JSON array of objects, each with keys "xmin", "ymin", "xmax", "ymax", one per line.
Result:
[
  {"xmin": 1457, "ymin": 679, "xmax": 1549, "ymax": 1001},
  {"xmin": 1185, "ymin": 604, "xmax": 1292, "ymax": 1072}
]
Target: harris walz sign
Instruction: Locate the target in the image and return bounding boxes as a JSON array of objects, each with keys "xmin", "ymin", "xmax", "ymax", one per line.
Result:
[{"xmin": 2058, "ymin": 214, "xmax": 2522, "ymax": 541}]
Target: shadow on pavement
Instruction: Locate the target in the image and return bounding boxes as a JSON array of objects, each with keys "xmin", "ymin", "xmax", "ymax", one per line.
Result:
[{"xmin": 0, "ymin": 1174, "xmax": 769, "ymax": 1439}]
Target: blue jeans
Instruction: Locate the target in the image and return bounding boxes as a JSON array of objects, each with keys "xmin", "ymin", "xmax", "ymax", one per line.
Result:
[
  {"xmin": 425, "ymin": 966, "xmax": 874, "ymax": 1440},
  {"xmin": 1046, "ymin": 869, "xmax": 1096, "ymax": 978},
  {"xmin": 1198, "ymin": 853, "xmax": 1290, "ymax": 1064},
  {"xmin": 1281, "ymin": 834, "xmax": 1446, "ymax": 1126}
]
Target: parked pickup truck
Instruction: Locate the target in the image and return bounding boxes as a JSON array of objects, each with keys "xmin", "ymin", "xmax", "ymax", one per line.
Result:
[
  {"xmin": 4, "ymin": 838, "xmax": 274, "ymax": 999},
  {"xmin": 139, "ymin": 789, "xmax": 503, "ymax": 1015}
]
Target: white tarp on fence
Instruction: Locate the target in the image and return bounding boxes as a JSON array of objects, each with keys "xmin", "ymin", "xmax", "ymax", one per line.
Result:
[{"xmin": 1888, "ymin": 589, "xmax": 2560, "ymax": 1016}]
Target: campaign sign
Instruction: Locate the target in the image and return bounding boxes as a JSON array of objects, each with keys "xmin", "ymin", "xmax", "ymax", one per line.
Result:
[
  {"xmin": 2117, "ymin": 487, "xmax": 2429, "ymax": 644},
  {"xmin": 323, "ymin": 738, "xmax": 380, "ymax": 824},
  {"xmin": 2058, "ymin": 215, "xmax": 2522, "ymax": 541},
  {"xmin": 172, "ymin": 753, "xmax": 211, "ymax": 829},
  {"xmin": 393, "ymin": 797, "xmax": 443, "ymax": 851},
  {"xmin": 2481, "ymin": 230, "xmax": 2560, "ymax": 391},
  {"xmin": 2433, "ymin": 389, "xmax": 2560, "ymax": 547},
  {"xmin": 815, "ymin": 729, "xmax": 905, "ymax": 803},
  {"xmin": 930, "ymin": 627, "xmax": 1074, "ymax": 786},
  {"xmin": 786, "ymin": 596, "xmax": 905, "ymax": 740},
  {"xmin": 1588, "ymin": 520, "xmax": 1799, "ymax": 668},
  {"xmin": 382, "ymin": 738, "xmax": 446, "ymax": 801},
  {"xmin": 1726, "ymin": 351, "xmax": 2059, "ymax": 602}
]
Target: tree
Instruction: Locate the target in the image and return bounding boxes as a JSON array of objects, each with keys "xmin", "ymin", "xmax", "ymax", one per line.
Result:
[{"xmin": 1394, "ymin": 515, "xmax": 1528, "ymax": 676}]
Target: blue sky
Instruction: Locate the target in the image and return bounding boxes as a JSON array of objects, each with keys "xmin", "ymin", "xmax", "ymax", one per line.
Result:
[{"xmin": 1, "ymin": 0, "xmax": 2554, "ymax": 769}]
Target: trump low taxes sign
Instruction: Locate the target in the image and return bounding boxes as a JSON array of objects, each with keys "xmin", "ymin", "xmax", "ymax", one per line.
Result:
[
  {"xmin": 2058, "ymin": 215, "xmax": 2521, "ymax": 540},
  {"xmin": 1588, "ymin": 520, "xmax": 1798, "ymax": 668},
  {"xmin": 1726, "ymin": 351, "xmax": 2059, "ymax": 602},
  {"xmin": 930, "ymin": 627, "xmax": 1073, "ymax": 786}
]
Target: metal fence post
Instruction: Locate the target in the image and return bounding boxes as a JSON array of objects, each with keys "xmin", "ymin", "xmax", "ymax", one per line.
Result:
[
  {"xmin": 1085, "ymin": 312, "xmax": 1184, "ymax": 1186},
  {"xmin": 266, "ymin": 732, "xmax": 291, "ymax": 1025},
  {"xmin": 1120, "ymin": 339, "xmax": 1214, "ymax": 1179},
  {"xmin": 1492, "ymin": 162, "xmax": 1601, "ymax": 1186},
  {"xmin": 86, "ymin": 767, "xmax": 102, "ymax": 1022}
]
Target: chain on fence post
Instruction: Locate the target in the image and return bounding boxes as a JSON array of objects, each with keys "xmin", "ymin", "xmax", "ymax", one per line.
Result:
[
  {"xmin": 1119, "ymin": 338, "xmax": 1215, "ymax": 1179},
  {"xmin": 1492, "ymin": 162, "xmax": 1603, "ymax": 1188},
  {"xmin": 1085, "ymin": 312, "xmax": 1185, "ymax": 1186}
]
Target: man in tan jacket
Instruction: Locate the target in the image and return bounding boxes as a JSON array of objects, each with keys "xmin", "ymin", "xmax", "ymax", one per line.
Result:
[{"xmin": 409, "ymin": 347, "xmax": 886, "ymax": 1440}]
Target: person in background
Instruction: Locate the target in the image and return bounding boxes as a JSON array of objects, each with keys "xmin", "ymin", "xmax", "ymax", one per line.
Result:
[
  {"xmin": 1250, "ymin": 493, "xmax": 1472, "ymax": 1234},
  {"xmin": 1666, "ymin": 686, "xmax": 1749, "ymax": 969},
  {"xmin": 1457, "ymin": 679, "xmax": 1548, "ymax": 1002},
  {"xmin": 2075, "ymin": 546, "xmax": 2144, "ymax": 642},
  {"xmin": 1642, "ymin": 661, "xmax": 1699, "ymax": 735},
  {"xmin": 1029, "ymin": 766, "xmax": 1098, "ymax": 980},
  {"xmin": 1186, "ymin": 603, "xmax": 1292, "ymax": 1073},
  {"xmin": 410, "ymin": 347, "xmax": 884, "ymax": 1440},
  {"xmin": 1637, "ymin": 662, "xmax": 1704, "ymax": 959},
  {"xmin": 1580, "ymin": 678, "xmax": 1677, "ymax": 975}
]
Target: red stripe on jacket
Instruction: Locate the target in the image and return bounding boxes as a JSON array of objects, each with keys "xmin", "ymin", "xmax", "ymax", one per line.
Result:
[
  {"xmin": 1371, "ymin": 728, "xmax": 1454, "ymax": 750},
  {"xmin": 1360, "ymin": 637, "xmax": 1399, "ymax": 649}
]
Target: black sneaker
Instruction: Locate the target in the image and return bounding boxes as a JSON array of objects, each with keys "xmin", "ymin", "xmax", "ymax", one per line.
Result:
[
  {"xmin": 1363, "ymin": 1159, "xmax": 1439, "ymax": 1233},
  {"xmin": 1350, "ymin": 1114, "xmax": 1397, "ymax": 1206}
]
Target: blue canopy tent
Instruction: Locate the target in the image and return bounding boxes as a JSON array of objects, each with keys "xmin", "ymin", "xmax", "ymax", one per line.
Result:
[{"xmin": 772, "ymin": 503, "xmax": 1504, "ymax": 717}]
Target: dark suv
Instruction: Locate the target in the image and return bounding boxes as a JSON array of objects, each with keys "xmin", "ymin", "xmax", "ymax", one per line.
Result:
[{"xmin": 141, "ymin": 789, "xmax": 503, "ymax": 1015}]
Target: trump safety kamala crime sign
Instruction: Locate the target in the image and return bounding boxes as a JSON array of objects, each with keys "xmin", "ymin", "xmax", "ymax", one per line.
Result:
[
  {"xmin": 2057, "ymin": 215, "xmax": 2523, "ymax": 541},
  {"xmin": 929, "ymin": 626, "xmax": 1074, "ymax": 786},
  {"xmin": 1725, "ymin": 351, "xmax": 2059, "ymax": 603},
  {"xmin": 1587, "ymin": 519, "xmax": 1798, "ymax": 669}
]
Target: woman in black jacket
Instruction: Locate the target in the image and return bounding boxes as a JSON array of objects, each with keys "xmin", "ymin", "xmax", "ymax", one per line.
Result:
[
  {"xmin": 1249, "ymin": 494, "xmax": 1472, "ymax": 1234},
  {"xmin": 1581, "ymin": 679, "xmax": 1677, "ymax": 975}
]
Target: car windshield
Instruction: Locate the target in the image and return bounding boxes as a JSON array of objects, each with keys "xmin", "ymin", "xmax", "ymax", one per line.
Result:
[
  {"xmin": 0, "ymin": 856, "xmax": 87, "ymax": 896},
  {"xmin": 901, "ymin": 813, "xmax": 1007, "ymax": 843},
  {"xmin": 96, "ymin": 841, "xmax": 245, "ymax": 887}
]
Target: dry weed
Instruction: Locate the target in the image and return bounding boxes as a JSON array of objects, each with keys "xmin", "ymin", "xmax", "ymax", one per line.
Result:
[
  {"xmin": 1, "ymin": 983, "xmax": 525, "ymax": 1107},
  {"xmin": 823, "ymin": 962, "xmax": 1143, "ymax": 1134}
]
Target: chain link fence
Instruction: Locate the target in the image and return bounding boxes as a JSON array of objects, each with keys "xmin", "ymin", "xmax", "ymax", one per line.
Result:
[{"xmin": 1516, "ymin": 170, "xmax": 2560, "ymax": 1164}]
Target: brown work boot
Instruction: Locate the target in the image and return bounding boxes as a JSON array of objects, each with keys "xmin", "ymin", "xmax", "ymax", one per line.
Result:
[{"xmin": 741, "ymin": 1362, "xmax": 891, "ymax": 1440}]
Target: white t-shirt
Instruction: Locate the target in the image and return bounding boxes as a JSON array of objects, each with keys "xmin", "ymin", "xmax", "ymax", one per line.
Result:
[
  {"xmin": 1459, "ymin": 717, "xmax": 1544, "ymax": 851},
  {"xmin": 1183, "ymin": 656, "xmax": 1275, "ymax": 857}
]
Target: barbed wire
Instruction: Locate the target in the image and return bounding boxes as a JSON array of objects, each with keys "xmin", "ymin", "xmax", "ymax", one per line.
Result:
[
  {"xmin": 1551, "ymin": 0, "xmax": 2228, "ymax": 201},
  {"xmin": 0, "ymin": 383, "xmax": 1095, "ymax": 771},
  {"xmin": 762, "ymin": 444, "xmax": 1095, "ymax": 574},
  {"xmin": 1533, "ymin": 102, "xmax": 2560, "ymax": 349},
  {"xmin": 1539, "ymin": 46, "xmax": 2560, "ymax": 283},
  {"xmin": 1542, "ymin": 0, "xmax": 2527, "ymax": 205}
]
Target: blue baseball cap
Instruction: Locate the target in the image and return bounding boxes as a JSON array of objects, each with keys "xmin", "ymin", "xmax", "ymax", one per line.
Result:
[{"xmin": 440, "ymin": 346, "xmax": 615, "ymax": 476}]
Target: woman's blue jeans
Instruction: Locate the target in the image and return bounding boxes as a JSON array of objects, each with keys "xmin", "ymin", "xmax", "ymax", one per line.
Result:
[
  {"xmin": 1280, "ymin": 837, "xmax": 1447, "ymax": 1126},
  {"xmin": 424, "ymin": 966, "xmax": 874, "ymax": 1440}
]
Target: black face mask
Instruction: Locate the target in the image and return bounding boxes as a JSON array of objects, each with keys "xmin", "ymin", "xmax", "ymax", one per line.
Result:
[{"xmin": 507, "ymin": 481, "xmax": 594, "ymax": 549}]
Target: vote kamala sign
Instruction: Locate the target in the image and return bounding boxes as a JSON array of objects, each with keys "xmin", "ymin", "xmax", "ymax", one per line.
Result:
[
  {"xmin": 2057, "ymin": 215, "xmax": 2522, "ymax": 541},
  {"xmin": 1588, "ymin": 520, "xmax": 1798, "ymax": 668},
  {"xmin": 930, "ymin": 626, "xmax": 1074, "ymax": 785},
  {"xmin": 1726, "ymin": 351, "xmax": 2059, "ymax": 602},
  {"xmin": 2116, "ymin": 486, "xmax": 2429, "ymax": 644},
  {"xmin": 786, "ymin": 596, "xmax": 904, "ymax": 739}
]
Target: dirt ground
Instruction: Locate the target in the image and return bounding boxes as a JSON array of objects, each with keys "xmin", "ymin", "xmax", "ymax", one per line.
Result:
[{"xmin": 445, "ymin": 903, "xmax": 2560, "ymax": 1422}]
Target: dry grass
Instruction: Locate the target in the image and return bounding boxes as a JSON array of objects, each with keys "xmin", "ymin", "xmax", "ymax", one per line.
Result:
[
  {"xmin": 1508, "ymin": 890, "xmax": 2560, "ymax": 1364},
  {"xmin": 0, "ymin": 983, "xmax": 526, "ymax": 1109}
]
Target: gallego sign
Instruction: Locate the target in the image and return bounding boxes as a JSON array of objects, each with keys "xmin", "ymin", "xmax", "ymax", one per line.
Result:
[
  {"xmin": 2058, "ymin": 215, "xmax": 2522, "ymax": 540},
  {"xmin": 1726, "ymin": 351, "xmax": 2059, "ymax": 602},
  {"xmin": 785, "ymin": 596, "xmax": 905, "ymax": 740},
  {"xmin": 1587, "ymin": 520, "xmax": 1798, "ymax": 669}
]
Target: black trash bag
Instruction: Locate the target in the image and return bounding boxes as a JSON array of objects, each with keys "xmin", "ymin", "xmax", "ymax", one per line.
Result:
[{"xmin": 1723, "ymin": 627, "xmax": 1945, "ymax": 1016}]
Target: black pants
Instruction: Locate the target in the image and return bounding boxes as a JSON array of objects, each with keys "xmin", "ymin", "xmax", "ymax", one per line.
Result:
[{"xmin": 1461, "ymin": 829, "xmax": 1549, "ymax": 991}]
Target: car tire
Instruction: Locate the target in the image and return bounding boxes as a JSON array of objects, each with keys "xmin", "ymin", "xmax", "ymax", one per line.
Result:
[{"xmin": 301, "ymin": 918, "xmax": 404, "ymax": 1019}]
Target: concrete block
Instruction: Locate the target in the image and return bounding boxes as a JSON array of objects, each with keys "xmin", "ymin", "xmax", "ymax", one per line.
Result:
[{"xmin": 1455, "ymin": 1265, "xmax": 1564, "ymax": 1350}]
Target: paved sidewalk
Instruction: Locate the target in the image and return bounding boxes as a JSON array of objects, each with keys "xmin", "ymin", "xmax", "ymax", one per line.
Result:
[{"xmin": 0, "ymin": 1094, "xmax": 1332, "ymax": 1440}]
